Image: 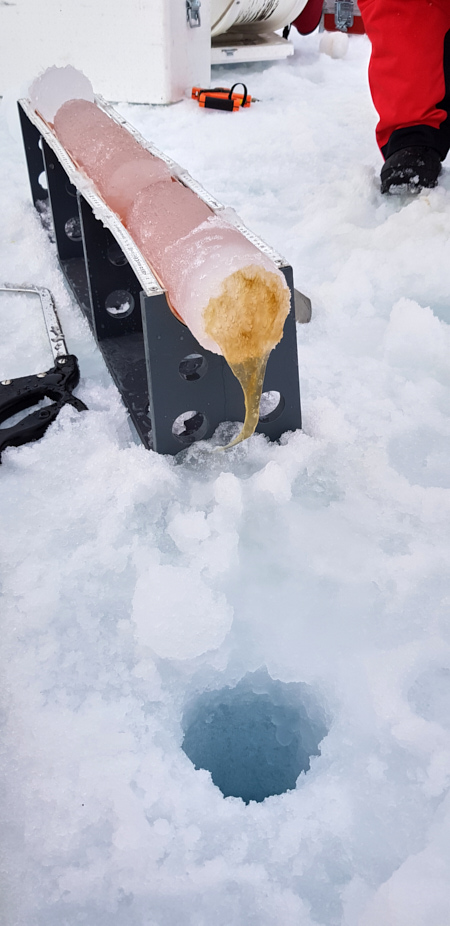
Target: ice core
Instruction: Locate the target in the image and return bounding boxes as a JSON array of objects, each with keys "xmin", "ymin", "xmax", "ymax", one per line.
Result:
[{"xmin": 50, "ymin": 89, "xmax": 291, "ymax": 445}]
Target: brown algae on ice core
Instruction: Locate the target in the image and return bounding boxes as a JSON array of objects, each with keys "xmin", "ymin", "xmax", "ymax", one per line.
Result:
[{"xmin": 203, "ymin": 264, "xmax": 290, "ymax": 448}]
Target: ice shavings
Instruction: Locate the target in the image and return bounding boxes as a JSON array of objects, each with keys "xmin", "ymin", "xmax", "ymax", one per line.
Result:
[{"xmin": 132, "ymin": 562, "xmax": 233, "ymax": 660}]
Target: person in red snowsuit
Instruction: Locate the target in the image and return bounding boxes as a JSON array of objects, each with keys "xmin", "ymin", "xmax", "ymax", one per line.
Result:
[
  {"xmin": 293, "ymin": 0, "xmax": 450, "ymax": 192},
  {"xmin": 358, "ymin": 0, "xmax": 450, "ymax": 192}
]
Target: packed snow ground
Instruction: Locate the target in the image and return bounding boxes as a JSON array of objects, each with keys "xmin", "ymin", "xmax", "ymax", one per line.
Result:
[{"xmin": 1, "ymin": 29, "xmax": 450, "ymax": 926}]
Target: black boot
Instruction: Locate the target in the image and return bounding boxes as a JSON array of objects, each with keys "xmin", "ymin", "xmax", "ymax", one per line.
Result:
[{"xmin": 380, "ymin": 146, "xmax": 442, "ymax": 194}]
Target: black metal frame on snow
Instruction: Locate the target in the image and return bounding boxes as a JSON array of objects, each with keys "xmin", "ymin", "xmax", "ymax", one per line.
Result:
[{"xmin": 18, "ymin": 98, "xmax": 302, "ymax": 455}]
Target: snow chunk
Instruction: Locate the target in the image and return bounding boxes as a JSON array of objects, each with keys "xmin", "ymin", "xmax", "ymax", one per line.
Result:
[
  {"xmin": 213, "ymin": 471, "xmax": 243, "ymax": 515},
  {"xmin": 252, "ymin": 460, "xmax": 292, "ymax": 503},
  {"xmin": 319, "ymin": 31, "xmax": 349, "ymax": 59},
  {"xmin": 384, "ymin": 298, "xmax": 449, "ymax": 378},
  {"xmin": 167, "ymin": 509, "xmax": 211, "ymax": 554},
  {"xmin": 132, "ymin": 564, "xmax": 233, "ymax": 659}
]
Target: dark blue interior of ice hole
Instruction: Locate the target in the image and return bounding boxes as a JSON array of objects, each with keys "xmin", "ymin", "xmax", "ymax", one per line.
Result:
[{"xmin": 182, "ymin": 672, "xmax": 327, "ymax": 804}]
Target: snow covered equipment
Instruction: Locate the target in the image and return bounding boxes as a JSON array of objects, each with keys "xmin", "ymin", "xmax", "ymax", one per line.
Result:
[
  {"xmin": 192, "ymin": 84, "xmax": 255, "ymax": 111},
  {"xmin": 0, "ymin": 285, "xmax": 87, "ymax": 461}
]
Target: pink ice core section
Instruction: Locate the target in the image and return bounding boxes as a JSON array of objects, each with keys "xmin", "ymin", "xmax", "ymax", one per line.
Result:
[
  {"xmin": 54, "ymin": 100, "xmax": 161, "ymax": 198},
  {"xmin": 52, "ymin": 97, "xmax": 287, "ymax": 354},
  {"xmin": 102, "ymin": 159, "xmax": 172, "ymax": 222},
  {"xmin": 126, "ymin": 181, "xmax": 213, "ymax": 278}
]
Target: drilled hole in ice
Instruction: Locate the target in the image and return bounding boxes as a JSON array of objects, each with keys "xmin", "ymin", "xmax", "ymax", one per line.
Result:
[
  {"xmin": 259, "ymin": 390, "xmax": 285, "ymax": 423},
  {"xmin": 178, "ymin": 353, "xmax": 208, "ymax": 382},
  {"xmin": 105, "ymin": 290, "xmax": 135, "ymax": 318},
  {"xmin": 182, "ymin": 671, "xmax": 327, "ymax": 804},
  {"xmin": 172, "ymin": 410, "xmax": 208, "ymax": 444},
  {"xmin": 64, "ymin": 216, "xmax": 82, "ymax": 241}
]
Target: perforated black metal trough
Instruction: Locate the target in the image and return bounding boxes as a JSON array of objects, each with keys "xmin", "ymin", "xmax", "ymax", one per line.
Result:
[{"xmin": 18, "ymin": 98, "xmax": 302, "ymax": 455}]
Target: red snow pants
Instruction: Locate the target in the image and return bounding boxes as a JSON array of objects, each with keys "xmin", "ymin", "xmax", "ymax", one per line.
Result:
[
  {"xmin": 292, "ymin": 0, "xmax": 323, "ymax": 35},
  {"xmin": 358, "ymin": 0, "xmax": 450, "ymax": 160}
]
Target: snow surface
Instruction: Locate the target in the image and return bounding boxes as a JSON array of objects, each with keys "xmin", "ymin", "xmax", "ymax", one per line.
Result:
[{"xmin": 1, "ymin": 29, "xmax": 450, "ymax": 926}]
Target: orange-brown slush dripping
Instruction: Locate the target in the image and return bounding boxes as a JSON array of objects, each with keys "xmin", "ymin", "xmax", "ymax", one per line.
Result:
[{"xmin": 203, "ymin": 263, "xmax": 290, "ymax": 448}]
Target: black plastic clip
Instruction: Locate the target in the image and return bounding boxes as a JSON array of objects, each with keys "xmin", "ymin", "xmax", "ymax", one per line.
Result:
[
  {"xmin": 0, "ymin": 284, "xmax": 87, "ymax": 461},
  {"xmin": 0, "ymin": 354, "xmax": 87, "ymax": 461}
]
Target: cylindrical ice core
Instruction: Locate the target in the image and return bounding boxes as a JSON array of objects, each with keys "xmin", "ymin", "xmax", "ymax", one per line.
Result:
[
  {"xmin": 52, "ymin": 96, "xmax": 289, "ymax": 361},
  {"xmin": 126, "ymin": 180, "xmax": 213, "ymax": 279},
  {"xmin": 54, "ymin": 100, "xmax": 155, "ymax": 194},
  {"xmin": 50, "ymin": 92, "xmax": 290, "ymax": 438},
  {"xmin": 51, "ymin": 95, "xmax": 289, "ymax": 356},
  {"xmin": 102, "ymin": 158, "xmax": 172, "ymax": 221},
  {"xmin": 159, "ymin": 215, "xmax": 289, "ymax": 357}
]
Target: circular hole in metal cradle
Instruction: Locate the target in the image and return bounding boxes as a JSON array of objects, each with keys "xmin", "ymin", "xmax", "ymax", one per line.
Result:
[
  {"xmin": 105, "ymin": 290, "xmax": 135, "ymax": 318},
  {"xmin": 64, "ymin": 216, "xmax": 82, "ymax": 241},
  {"xmin": 259, "ymin": 390, "xmax": 285, "ymax": 423},
  {"xmin": 65, "ymin": 179, "xmax": 77, "ymax": 198},
  {"xmin": 172, "ymin": 410, "xmax": 208, "ymax": 444},
  {"xmin": 178, "ymin": 353, "xmax": 208, "ymax": 382},
  {"xmin": 38, "ymin": 171, "xmax": 48, "ymax": 191},
  {"xmin": 181, "ymin": 670, "xmax": 328, "ymax": 804},
  {"xmin": 107, "ymin": 241, "xmax": 128, "ymax": 267}
]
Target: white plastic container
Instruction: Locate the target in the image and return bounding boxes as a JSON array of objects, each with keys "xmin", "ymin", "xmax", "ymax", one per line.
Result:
[
  {"xmin": 0, "ymin": 0, "xmax": 311, "ymax": 103},
  {"xmin": 0, "ymin": 0, "xmax": 211, "ymax": 104}
]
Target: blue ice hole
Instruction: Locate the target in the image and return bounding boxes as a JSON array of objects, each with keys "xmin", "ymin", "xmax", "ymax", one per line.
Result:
[{"xmin": 182, "ymin": 670, "xmax": 327, "ymax": 804}]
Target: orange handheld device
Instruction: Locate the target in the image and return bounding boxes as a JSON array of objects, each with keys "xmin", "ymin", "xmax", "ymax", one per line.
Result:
[{"xmin": 192, "ymin": 83, "xmax": 254, "ymax": 112}]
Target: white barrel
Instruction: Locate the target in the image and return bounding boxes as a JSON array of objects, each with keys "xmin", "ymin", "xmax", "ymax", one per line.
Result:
[{"xmin": 211, "ymin": 0, "xmax": 310, "ymax": 37}]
